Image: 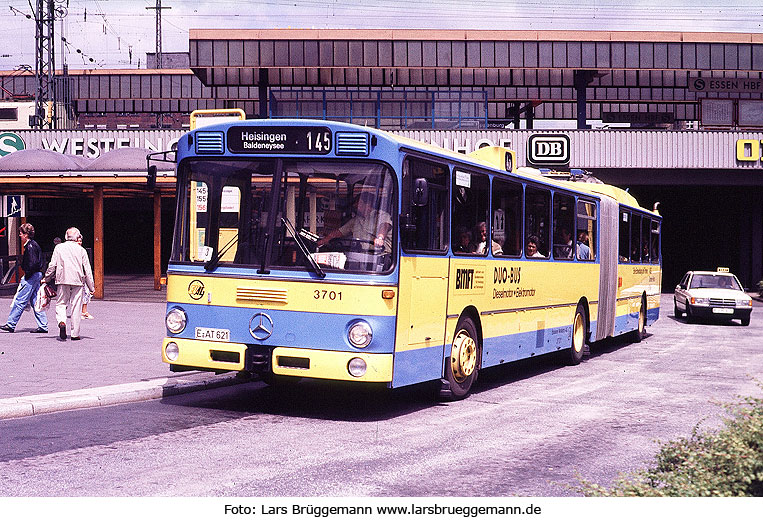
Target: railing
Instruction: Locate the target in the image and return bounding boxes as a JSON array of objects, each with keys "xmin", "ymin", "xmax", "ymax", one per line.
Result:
[{"xmin": 269, "ymin": 88, "xmax": 489, "ymax": 130}]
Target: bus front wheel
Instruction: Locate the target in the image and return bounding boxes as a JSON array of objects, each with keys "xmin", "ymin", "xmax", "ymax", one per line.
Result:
[{"xmin": 443, "ymin": 316, "xmax": 480, "ymax": 399}]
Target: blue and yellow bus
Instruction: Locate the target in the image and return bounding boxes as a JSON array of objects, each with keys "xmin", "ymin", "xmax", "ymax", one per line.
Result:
[{"xmin": 156, "ymin": 119, "xmax": 661, "ymax": 399}]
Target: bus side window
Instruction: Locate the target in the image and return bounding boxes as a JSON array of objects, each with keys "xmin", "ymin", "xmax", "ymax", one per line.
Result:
[
  {"xmin": 451, "ymin": 170, "xmax": 489, "ymax": 255},
  {"xmin": 525, "ymin": 187, "xmax": 551, "ymax": 258},
  {"xmin": 619, "ymin": 210, "xmax": 630, "ymax": 263},
  {"xmin": 552, "ymin": 192, "xmax": 575, "ymax": 260},
  {"xmin": 492, "ymin": 179, "xmax": 522, "ymax": 256},
  {"xmin": 401, "ymin": 157, "xmax": 449, "ymax": 252},
  {"xmin": 630, "ymin": 213, "xmax": 642, "ymax": 263},
  {"xmin": 576, "ymin": 200, "xmax": 596, "ymax": 261},
  {"xmin": 650, "ymin": 219, "xmax": 661, "ymax": 264}
]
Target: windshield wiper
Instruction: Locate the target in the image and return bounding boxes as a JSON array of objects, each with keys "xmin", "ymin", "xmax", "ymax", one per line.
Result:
[
  {"xmin": 204, "ymin": 233, "xmax": 239, "ymax": 271},
  {"xmin": 281, "ymin": 217, "xmax": 325, "ymax": 279}
]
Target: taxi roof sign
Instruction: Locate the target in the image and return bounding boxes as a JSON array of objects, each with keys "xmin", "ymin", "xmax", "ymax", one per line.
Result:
[{"xmin": 717, "ymin": 267, "xmax": 730, "ymax": 272}]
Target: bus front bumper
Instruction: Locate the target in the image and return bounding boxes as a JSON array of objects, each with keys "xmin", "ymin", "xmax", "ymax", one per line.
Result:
[{"xmin": 162, "ymin": 338, "xmax": 394, "ymax": 383}]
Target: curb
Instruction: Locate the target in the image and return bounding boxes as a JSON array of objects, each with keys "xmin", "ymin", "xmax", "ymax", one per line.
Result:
[{"xmin": 0, "ymin": 372, "xmax": 252, "ymax": 420}]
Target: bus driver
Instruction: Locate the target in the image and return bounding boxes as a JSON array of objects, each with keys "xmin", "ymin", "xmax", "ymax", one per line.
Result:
[{"xmin": 317, "ymin": 192, "xmax": 392, "ymax": 254}]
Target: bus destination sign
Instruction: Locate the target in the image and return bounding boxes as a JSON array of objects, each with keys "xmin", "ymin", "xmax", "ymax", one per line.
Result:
[{"xmin": 227, "ymin": 126, "xmax": 332, "ymax": 154}]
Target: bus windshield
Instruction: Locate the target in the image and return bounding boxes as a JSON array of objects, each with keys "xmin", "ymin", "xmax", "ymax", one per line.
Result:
[{"xmin": 174, "ymin": 159, "xmax": 396, "ymax": 274}]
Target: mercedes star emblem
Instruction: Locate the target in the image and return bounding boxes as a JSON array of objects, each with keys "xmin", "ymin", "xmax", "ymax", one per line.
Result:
[{"xmin": 249, "ymin": 312, "xmax": 274, "ymax": 340}]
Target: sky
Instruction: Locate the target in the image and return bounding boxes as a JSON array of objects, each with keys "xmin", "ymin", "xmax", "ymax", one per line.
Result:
[{"xmin": 1, "ymin": 0, "xmax": 762, "ymax": 71}]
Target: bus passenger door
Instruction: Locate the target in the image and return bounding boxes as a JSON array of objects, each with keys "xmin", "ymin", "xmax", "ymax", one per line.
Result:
[{"xmin": 393, "ymin": 158, "xmax": 450, "ymax": 387}]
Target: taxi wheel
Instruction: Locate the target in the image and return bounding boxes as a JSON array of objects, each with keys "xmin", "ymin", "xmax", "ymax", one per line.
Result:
[
  {"xmin": 444, "ymin": 316, "xmax": 480, "ymax": 399},
  {"xmin": 673, "ymin": 298, "xmax": 683, "ymax": 317},
  {"xmin": 566, "ymin": 303, "xmax": 587, "ymax": 366},
  {"xmin": 741, "ymin": 316, "xmax": 750, "ymax": 326}
]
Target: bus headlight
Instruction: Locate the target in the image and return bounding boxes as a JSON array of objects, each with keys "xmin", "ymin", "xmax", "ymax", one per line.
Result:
[
  {"xmin": 348, "ymin": 320, "xmax": 373, "ymax": 348},
  {"xmin": 166, "ymin": 307, "xmax": 187, "ymax": 333},
  {"xmin": 348, "ymin": 357, "xmax": 367, "ymax": 377},
  {"xmin": 165, "ymin": 342, "xmax": 180, "ymax": 361}
]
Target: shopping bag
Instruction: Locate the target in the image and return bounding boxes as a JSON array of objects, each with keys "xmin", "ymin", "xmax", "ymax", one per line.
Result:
[{"xmin": 34, "ymin": 285, "xmax": 49, "ymax": 312}]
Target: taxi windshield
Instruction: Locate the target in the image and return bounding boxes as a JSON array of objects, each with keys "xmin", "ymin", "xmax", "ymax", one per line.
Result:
[{"xmin": 689, "ymin": 274, "xmax": 742, "ymax": 291}]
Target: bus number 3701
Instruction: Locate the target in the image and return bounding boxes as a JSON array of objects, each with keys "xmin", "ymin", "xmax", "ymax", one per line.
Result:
[{"xmin": 314, "ymin": 290, "xmax": 342, "ymax": 300}]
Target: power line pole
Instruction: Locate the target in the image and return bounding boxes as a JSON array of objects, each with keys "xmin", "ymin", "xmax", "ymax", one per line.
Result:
[
  {"xmin": 146, "ymin": 1, "xmax": 171, "ymax": 128},
  {"xmin": 146, "ymin": 1, "xmax": 171, "ymax": 69},
  {"xmin": 34, "ymin": 0, "xmax": 55, "ymax": 128}
]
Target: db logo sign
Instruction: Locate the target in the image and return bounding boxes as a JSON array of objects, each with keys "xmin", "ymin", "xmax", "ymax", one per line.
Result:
[{"xmin": 527, "ymin": 135, "xmax": 570, "ymax": 166}]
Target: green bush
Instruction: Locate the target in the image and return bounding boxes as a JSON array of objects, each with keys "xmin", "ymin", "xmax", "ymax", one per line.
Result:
[{"xmin": 577, "ymin": 391, "xmax": 763, "ymax": 496}]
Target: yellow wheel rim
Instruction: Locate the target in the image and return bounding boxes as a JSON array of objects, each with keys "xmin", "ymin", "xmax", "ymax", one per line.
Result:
[
  {"xmin": 573, "ymin": 312, "xmax": 585, "ymax": 353},
  {"xmin": 451, "ymin": 329, "xmax": 477, "ymax": 382}
]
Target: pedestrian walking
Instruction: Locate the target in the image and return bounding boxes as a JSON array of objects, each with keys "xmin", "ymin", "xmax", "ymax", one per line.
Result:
[
  {"xmin": 43, "ymin": 227, "xmax": 95, "ymax": 341},
  {"xmin": 0, "ymin": 223, "xmax": 49, "ymax": 333}
]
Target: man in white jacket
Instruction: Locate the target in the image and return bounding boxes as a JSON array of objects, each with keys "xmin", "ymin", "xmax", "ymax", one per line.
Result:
[{"xmin": 43, "ymin": 227, "xmax": 96, "ymax": 341}]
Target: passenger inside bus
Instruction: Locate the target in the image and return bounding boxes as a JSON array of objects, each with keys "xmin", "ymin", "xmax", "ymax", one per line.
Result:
[
  {"xmin": 472, "ymin": 221, "xmax": 502, "ymax": 255},
  {"xmin": 526, "ymin": 235, "xmax": 545, "ymax": 258},
  {"xmin": 553, "ymin": 227, "xmax": 574, "ymax": 259},
  {"xmin": 577, "ymin": 230, "xmax": 591, "ymax": 260},
  {"xmin": 454, "ymin": 226, "xmax": 473, "ymax": 253}
]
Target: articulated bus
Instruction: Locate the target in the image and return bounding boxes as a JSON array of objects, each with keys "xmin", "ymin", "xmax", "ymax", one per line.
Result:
[{"xmin": 156, "ymin": 119, "xmax": 661, "ymax": 399}]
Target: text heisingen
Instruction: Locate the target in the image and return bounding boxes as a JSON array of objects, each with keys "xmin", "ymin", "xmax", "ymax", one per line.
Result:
[{"xmin": 240, "ymin": 131, "xmax": 287, "ymax": 150}]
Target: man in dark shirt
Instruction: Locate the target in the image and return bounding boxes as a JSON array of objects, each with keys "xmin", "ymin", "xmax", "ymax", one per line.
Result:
[{"xmin": 1, "ymin": 223, "xmax": 49, "ymax": 333}]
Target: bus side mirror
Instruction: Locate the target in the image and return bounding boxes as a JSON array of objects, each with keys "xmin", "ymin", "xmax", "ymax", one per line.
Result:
[
  {"xmin": 400, "ymin": 213, "xmax": 416, "ymax": 233},
  {"xmin": 412, "ymin": 178, "xmax": 428, "ymax": 206},
  {"xmin": 147, "ymin": 165, "xmax": 157, "ymax": 190}
]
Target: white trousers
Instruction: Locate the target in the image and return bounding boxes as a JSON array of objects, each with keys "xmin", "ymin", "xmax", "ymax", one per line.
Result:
[{"xmin": 56, "ymin": 284, "xmax": 84, "ymax": 338}]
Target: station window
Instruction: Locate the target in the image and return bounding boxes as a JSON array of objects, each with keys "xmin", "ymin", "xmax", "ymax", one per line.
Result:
[
  {"xmin": 619, "ymin": 210, "xmax": 630, "ymax": 262},
  {"xmin": 401, "ymin": 157, "xmax": 449, "ymax": 253},
  {"xmin": 525, "ymin": 186, "xmax": 550, "ymax": 258},
  {"xmin": 451, "ymin": 170, "xmax": 491, "ymax": 255},
  {"xmin": 492, "ymin": 179, "xmax": 522, "ymax": 257},
  {"xmin": 552, "ymin": 192, "xmax": 575, "ymax": 260},
  {"xmin": 576, "ymin": 200, "xmax": 596, "ymax": 261}
]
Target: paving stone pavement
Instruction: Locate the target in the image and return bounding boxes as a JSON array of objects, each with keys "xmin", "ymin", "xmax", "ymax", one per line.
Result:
[{"xmin": 0, "ymin": 289, "xmax": 247, "ymax": 419}]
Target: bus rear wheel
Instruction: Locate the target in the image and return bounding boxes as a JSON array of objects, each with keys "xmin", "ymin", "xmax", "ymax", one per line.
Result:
[
  {"xmin": 632, "ymin": 298, "xmax": 646, "ymax": 342},
  {"xmin": 566, "ymin": 303, "xmax": 587, "ymax": 366},
  {"xmin": 443, "ymin": 316, "xmax": 480, "ymax": 400}
]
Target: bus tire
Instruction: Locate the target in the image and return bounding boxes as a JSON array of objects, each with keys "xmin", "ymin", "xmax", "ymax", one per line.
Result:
[
  {"xmin": 566, "ymin": 303, "xmax": 587, "ymax": 366},
  {"xmin": 631, "ymin": 297, "xmax": 646, "ymax": 342},
  {"xmin": 443, "ymin": 316, "xmax": 480, "ymax": 400}
]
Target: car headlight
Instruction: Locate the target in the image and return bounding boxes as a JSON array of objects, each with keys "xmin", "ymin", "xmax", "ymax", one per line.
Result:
[
  {"xmin": 348, "ymin": 320, "xmax": 373, "ymax": 348},
  {"xmin": 737, "ymin": 299, "xmax": 752, "ymax": 307},
  {"xmin": 691, "ymin": 297, "xmax": 709, "ymax": 305},
  {"xmin": 166, "ymin": 307, "xmax": 187, "ymax": 333}
]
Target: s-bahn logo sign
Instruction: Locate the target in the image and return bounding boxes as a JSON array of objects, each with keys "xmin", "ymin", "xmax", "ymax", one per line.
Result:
[
  {"xmin": 0, "ymin": 132, "xmax": 25, "ymax": 157},
  {"xmin": 527, "ymin": 134, "xmax": 570, "ymax": 167}
]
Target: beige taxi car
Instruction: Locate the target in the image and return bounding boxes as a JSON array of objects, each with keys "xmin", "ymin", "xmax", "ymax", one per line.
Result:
[{"xmin": 674, "ymin": 268, "xmax": 752, "ymax": 326}]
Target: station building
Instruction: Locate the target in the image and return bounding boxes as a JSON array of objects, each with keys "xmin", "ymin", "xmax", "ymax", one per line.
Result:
[{"xmin": 1, "ymin": 29, "xmax": 762, "ymax": 294}]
